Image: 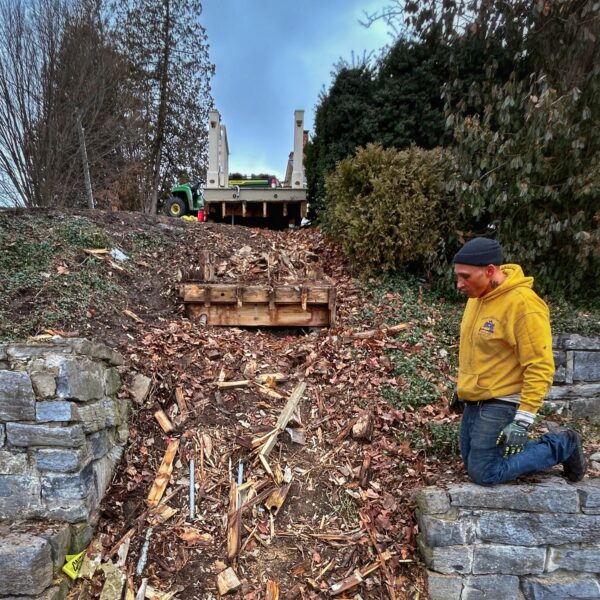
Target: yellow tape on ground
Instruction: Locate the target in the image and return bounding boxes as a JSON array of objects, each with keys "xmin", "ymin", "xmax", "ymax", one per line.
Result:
[{"xmin": 62, "ymin": 549, "xmax": 86, "ymax": 580}]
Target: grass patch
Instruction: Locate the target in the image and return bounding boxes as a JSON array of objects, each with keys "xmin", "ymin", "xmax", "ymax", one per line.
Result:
[
  {"xmin": 397, "ymin": 422, "xmax": 460, "ymax": 459},
  {"xmin": 0, "ymin": 213, "xmax": 127, "ymax": 341}
]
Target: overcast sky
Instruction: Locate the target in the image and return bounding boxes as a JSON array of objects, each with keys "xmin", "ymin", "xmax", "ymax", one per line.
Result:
[{"xmin": 201, "ymin": 1, "xmax": 391, "ymax": 180}]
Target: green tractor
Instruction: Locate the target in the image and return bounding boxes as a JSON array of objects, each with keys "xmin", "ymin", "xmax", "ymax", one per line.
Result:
[{"xmin": 164, "ymin": 182, "xmax": 204, "ymax": 218}]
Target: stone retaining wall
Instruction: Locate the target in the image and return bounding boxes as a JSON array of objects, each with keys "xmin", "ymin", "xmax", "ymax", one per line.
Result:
[
  {"xmin": 417, "ymin": 477, "xmax": 600, "ymax": 599},
  {"xmin": 0, "ymin": 337, "xmax": 128, "ymax": 599},
  {"xmin": 550, "ymin": 334, "xmax": 600, "ymax": 418}
]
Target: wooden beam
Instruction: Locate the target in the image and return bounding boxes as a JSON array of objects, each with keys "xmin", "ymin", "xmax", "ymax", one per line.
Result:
[
  {"xmin": 181, "ymin": 283, "xmax": 331, "ymax": 305},
  {"xmin": 186, "ymin": 304, "xmax": 331, "ymax": 327}
]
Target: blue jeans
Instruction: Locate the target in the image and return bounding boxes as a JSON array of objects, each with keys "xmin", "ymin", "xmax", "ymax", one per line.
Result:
[{"xmin": 460, "ymin": 400, "xmax": 577, "ymax": 485}]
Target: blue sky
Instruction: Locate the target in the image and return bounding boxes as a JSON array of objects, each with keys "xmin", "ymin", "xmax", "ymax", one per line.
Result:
[{"xmin": 201, "ymin": 1, "xmax": 391, "ymax": 179}]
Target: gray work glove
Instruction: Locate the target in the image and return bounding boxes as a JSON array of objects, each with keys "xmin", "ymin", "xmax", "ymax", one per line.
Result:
[{"xmin": 496, "ymin": 420, "xmax": 530, "ymax": 456}]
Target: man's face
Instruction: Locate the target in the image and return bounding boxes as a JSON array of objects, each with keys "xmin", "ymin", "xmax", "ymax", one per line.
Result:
[{"xmin": 454, "ymin": 264, "xmax": 493, "ymax": 298}]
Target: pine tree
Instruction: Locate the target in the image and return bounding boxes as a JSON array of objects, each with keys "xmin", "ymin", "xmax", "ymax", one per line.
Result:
[{"xmin": 116, "ymin": 0, "xmax": 214, "ymax": 214}]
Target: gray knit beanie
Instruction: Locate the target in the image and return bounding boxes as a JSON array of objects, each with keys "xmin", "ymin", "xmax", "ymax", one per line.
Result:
[{"xmin": 453, "ymin": 237, "xmax": 504, "ymax": 266}]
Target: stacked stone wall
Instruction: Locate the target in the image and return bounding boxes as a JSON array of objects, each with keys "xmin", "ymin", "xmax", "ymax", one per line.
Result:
[
  {"xmin": 417, "ymin": 477, "xmax": 600, "ymax": 599},
  {"xmin": 0, "ymin": 337, "xmax": 128, "ymax": 599},
  {"xmin": 549, "ymin": 334, "xmax": 600, "ymax": 418}
]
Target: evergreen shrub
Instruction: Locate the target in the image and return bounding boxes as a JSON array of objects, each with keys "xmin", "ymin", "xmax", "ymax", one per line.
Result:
[{"xmin": 321, "ymin": 144, "xmax": 454, "ymax": 274}]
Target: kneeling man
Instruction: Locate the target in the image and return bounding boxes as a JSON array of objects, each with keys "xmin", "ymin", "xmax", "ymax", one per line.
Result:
[{"xmin": 453, "ymin": 237, "xmax": 585, "ymax": 485}]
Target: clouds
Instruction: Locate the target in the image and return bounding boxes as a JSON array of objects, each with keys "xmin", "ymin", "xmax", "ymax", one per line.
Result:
[{"xmin": 202, "ymin": 0, "xmax": 390, "ymax": 178}]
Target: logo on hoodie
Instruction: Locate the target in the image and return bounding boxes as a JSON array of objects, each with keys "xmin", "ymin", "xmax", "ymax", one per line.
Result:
[{"xmin": 479, "ymin": 319, "xmax": 496, "ymax": 335}]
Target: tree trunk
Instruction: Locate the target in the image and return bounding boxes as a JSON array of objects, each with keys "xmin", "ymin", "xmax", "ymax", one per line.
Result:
[
  {"xmin": 76, "ymin": 110, "xmax": 95, "ymax": 209},
  {"xmin": 146, "ymin": 0, "xmax": 171, "ymax": 215}
]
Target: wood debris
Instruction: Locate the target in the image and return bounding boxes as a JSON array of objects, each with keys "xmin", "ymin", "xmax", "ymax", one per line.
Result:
[
  {"xmin": 154, "ymin": 410, "xmax": 174, "ymax": 433},
  {"xmin": 81, "ymin": 226, "xmax": 456, "ymax": 599},
  {"xmin": 147, "ymin": 439, "xmax": 179, "ymax": 506},
  {"xmin": 216, "ymin": 567, "xmax": 242, "ymax": 595}
]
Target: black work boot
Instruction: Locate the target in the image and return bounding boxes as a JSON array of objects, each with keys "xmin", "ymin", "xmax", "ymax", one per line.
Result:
[{"xmin": 562, "ymin": 430, "xmax": 586, "ymax": 482}]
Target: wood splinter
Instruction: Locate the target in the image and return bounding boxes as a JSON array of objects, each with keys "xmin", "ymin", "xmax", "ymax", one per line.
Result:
[
  {"xmin": 147, "ymin": 438, "xmax": 180, "ymax": 506},
  {"xmin": 154, "ymin": 409, "xmax": 174, "ymax": 433}
]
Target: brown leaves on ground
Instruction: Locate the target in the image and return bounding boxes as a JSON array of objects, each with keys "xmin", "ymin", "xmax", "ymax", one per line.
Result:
[{"xmin": 59, "ymin": 216, "xmax": 464, "ymax": 600}]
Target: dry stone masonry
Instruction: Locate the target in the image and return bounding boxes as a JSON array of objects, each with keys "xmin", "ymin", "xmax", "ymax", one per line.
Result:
[
  {"xmin": 0, "ymin": 337, "xmax": 128, "ymax": 600},
  {"xmin": 549, "ymin": 334, "xmax": 600, "ymax": 418},
  {"xmin": 417, "ymin": 477, "xmax": 600, "ymax": 599}
]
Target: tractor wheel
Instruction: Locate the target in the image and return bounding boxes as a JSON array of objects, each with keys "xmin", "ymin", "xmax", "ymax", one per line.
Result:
[{"xmin": 165, "ymin": 196, "xmax": 187, "ymax": 218}]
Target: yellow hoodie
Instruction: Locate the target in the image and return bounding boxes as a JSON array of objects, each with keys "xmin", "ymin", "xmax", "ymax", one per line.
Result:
[{"xmin": 457, "ymin": 264, "xmax": 554, "ymax": 414}]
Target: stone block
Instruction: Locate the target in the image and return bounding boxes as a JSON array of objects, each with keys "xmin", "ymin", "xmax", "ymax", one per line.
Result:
[
  {"xmin": 556, "ymin": 334, "xmax": 600, "ymax": 351},
  {"xmin": 573, "ymin": 351, "xmax": 600, "ymax": 382},
  {"xmin": 553, "ymin": 351, "xmax": 566, "ymax": 383},
  {"xmin": 0, "ymin": 370, "xmax": 36, "ymax": 420},
  {"xmin": 130, "ymin": 373, "xmax": 152, "ymax": 404},
  {"xmin": 117, "ymin": 421, "xmax": 129, "ymax": 444},
  {"xmin": 0, "ymin": 423, "xmax": 5, "ymax": 447},
  {"xmin": 71, "ymin": 339, "xmax": 123, "ymax": 366},
  {"xmin": 417, "ymin": 537, "xmax": 472, "ymax": 574},
  {"xmin": 449, "ymin": 477, "xmax": 579, "ymax": 513},
  {"xmin": 69, "ymin": 522, "xmax": 93, "ymax": 553},
  {"xmin": 7, "ymin": 423, "xmax": 86, "ymax": 447},
  {"xmin": 575, "ymin": 479, "xmax": 600, "ymax": 515},
  {"xmin": 416, "ymin": 487, "xmax": 451, "ymax": 514},
  {"xmin": 570, "ymin": 397, "xmax": 600, "ymax": 418},
  {"xmin": 522, "ymin": 573, "xmax": 600, "ymax": 599},
  {"xmin": 41, "ymin": 463, "xmax": 94, "ymax": 502},
  {"xmin": 36, "ymin": 400, "xmax": 76, "ymax": 422},
  {"xmin": 93, "ymin": 446, "xmax": 123, "ymax": 499},
  {"xmin": 477, "ymin": 511, "xmax": 600, "ymax": 546},
  {"xmin": 30, "ymin": 371, "xmax": 57, "ymax": 399},
  {"xmin": 547, "ymin": 544, "xmax": 600, "ymax": 573},
  {"xmin": 0, "ymin": 449, "xmax": 29, "ymax": 474},
  {"xmin": 0, "ymin": 532, "xmax": 53, "ymax": 595},
  {"xmin": 74, "ymin": 397, "xmax": 117, "ymax": 433},
  {"xmin": 417, "ymin": 510, "xmax": 476, "ymax": 547},
  {"xmin": 0, "ymin": 475, "xmax": 43, "ymax": 518},
  {"xmin": 472, "ymin": 544, "xmax": 546, "ymax": 575},
  {"xmin": 55, "ymin": 357, "xmax": 104, "ymax": 401},
  {"xmin": 547, "ymin": 383, "xmax": 600, "ymax": 400},
  {"xmin": 6, "ymin": 343, "xmax": 72, "ymax": 361},
  {"xmin": 34, "ymin": 447, "xmax": 91, "ymax": 472},
  {"xmin": 115, "ymin": 398, "xmax": 131, "ymax": 428},
  {"xmin": 13, "ymin": 521, "xmax": 72, "ymax": 576},
  {"xmin": 104, "ymin": 367, "xmax": 121, "ymax": 396},
  {"xmin": 46, "ymin": 497, "xmax": 94, "ymax": 523},
  {"xmin": 88, "ymin": 429, "xmax": 112, "ymax": 459},
  {"xmin": 427, "ymin": 571, "xmax": 463, "ymax": 600},
  {"xmin": 462, "ymin": 574, "xmax": 520, "ymax": 600}
]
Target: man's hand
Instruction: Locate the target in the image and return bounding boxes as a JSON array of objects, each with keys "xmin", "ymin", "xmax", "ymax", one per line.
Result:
[
  {"xmin": 496, "ymin": 420, "xmax": 530, "ymax": 456},
  {"xmin": 449, "ymin": 390, "xmax": 463, "ymax": 414}
]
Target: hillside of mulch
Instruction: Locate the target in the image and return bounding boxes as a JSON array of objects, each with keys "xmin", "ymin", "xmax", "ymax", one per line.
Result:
[{"xmin": 1, "ymin": 209, "xmax": 598, "ymax": 600}]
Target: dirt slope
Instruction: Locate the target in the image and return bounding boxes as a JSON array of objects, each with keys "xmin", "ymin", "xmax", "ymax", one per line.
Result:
[{"xmin": 0, "ymin": 209, "xmax": 471, "ymax": 599}]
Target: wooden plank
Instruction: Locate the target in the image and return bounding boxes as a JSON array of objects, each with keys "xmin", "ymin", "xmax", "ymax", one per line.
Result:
[
  {"xmin": 186, "ymin": 304, "xmax": 331, "ymax": 327},
  {"xmin": 181, "ymin": 283, "xmax": 331, "ymax": 304},
  {"xmin": 147, "ymin": 438, "xmax": 180, "ymax": 506}
]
